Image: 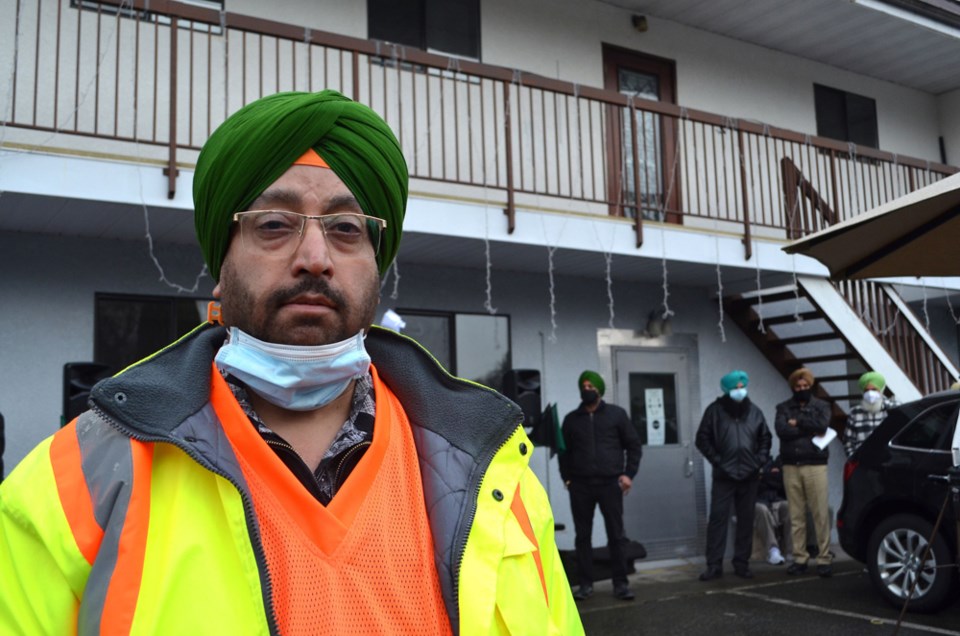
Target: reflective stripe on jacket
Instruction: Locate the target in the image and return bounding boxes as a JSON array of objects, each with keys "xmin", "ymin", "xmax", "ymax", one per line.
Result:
[{"xmin": 0, "ymin": 325, "xmax": 583, "ymax": 636}]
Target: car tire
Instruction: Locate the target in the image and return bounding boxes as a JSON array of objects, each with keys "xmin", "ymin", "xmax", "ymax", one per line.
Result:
[{"xmin": 865, "ymin": 513, "xmax": 956, "ymax": 613}]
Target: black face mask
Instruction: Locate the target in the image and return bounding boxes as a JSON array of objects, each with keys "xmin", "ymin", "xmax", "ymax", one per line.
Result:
[
  {"xmin": 580, "ymin": 389, "xmax": 599, "ymax": 404},
  {"xmin": 794, "ymin": 388, "xmax": 811, "ymax": 402}
]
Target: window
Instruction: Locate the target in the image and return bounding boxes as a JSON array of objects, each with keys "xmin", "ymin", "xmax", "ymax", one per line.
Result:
[
  {"xmin": 94, "ymin": 293, "xmax": 208, "ymax": 373},
  {"xmin": 891, "ymin": 401, "xmax": 959, "ymax": 451},
  {"xmin": 814, "ymin": 84, "xmax": 879, "ymax": 149},
  {"xmin": 368, "ymin": 0, "xmax": 480, "ymax": 60},
  {"xmin": 397, "ymin": 310, "xmax": 510, "ymax": 389}
]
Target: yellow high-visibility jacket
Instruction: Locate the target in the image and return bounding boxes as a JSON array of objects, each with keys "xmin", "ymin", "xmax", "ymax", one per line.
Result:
[{"xmin": 0, "ymin": 325, "xmax": 583, "ymax": 635}]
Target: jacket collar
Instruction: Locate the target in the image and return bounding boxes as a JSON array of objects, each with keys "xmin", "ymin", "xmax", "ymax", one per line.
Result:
[{"xmin": 90, "ymin": 323, "xmax": 522, "ymax": 460}]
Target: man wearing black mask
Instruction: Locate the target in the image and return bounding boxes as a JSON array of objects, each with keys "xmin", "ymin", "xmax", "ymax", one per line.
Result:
[
  {"xmin": 560, "ymin": 370, "xmax": 642, "ymax": 602},
  {"xmin": 775, "ymin": 367, "xmax": 833, "ymax": 577}
]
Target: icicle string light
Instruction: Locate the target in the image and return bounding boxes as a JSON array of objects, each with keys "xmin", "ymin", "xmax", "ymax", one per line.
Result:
[
  {"xmin": 715, "ymin": 235, "xmax": 726, "ymax": 343},
  {"xmin": 653, "ymin": 108, "xmax": 687, "ymax": 320},
  {"xmin": 591, "ymin": 222, "xmax": 616, "ymax": 328},
  {"xmin": 390, "ymin": 259, "xmax": 401, "ymax": 300},
  {"xmin": 482, "ymin": 199, "xmax": 497, "ymax": 315},
  {"xmin": 754, "ymin": 240, "xmax": 765, "ymax": 334},
  {"xmin": 943, "ymin": 283, "xmax": 960, "ymax": 325},
  {"xmin": 540, "ymin": 215, "xmax": 568, "ymax": 344},
  {"xmin": 547, "ymin": 244, "xmax": 558, "ymax": 343}
]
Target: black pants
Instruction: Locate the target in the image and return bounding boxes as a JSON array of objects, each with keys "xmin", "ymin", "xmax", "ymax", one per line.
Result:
[
  {"xmin": 569, "ymin": 479, "xmax": 628, "ymax": 587},
  {"xmin": 705, "ymin": 476, "xmax": 759, "ymax": 570}
]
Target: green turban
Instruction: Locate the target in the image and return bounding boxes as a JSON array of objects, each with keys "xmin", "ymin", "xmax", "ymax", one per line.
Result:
[
  {"xmin": 578, "ymin": 370, "xmax": 605, "ymax": 397},
  {"xmin": 193, "ymin": 90, "xmax": 408, "ymax": 280},
  {"xmin": 859, "ymin": 371, "xmax": 886, "ymax": 392}
]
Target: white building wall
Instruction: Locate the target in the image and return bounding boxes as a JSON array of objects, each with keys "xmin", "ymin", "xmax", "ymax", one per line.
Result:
[
  {"xmin": 938, "ymin": 88, "xmax": 960, "ymax": 166},
  {"xmin": 482, "ymin": 0, "xmax": 944, "ymax": 161}
]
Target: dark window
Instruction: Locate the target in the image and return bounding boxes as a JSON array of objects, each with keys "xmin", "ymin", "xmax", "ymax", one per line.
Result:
[
  {"xmin": 94, "ymin": 293, "xmax": 207, "ymax": 373},
  {"xmin": 892, "ymin": 402, "xmax": 959, "ymax": 451},
  {"xmin": 396, "ymin": 310, "xmax": 510, "ymax": 389},
  {"xmin": 814, "ymin": 84, "xmax": 879, "ymax": 148},
  {"xmin": 368, "ymin": 0, "xmax": 480, "ymax": 59}
]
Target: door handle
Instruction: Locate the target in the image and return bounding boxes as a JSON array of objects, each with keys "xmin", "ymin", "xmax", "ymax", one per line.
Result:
[
  {"xmin": 684, "ymin": 441, "xmax": 694, "ymax": 478},
  {"xmin": 927, "ymin": 474, "xmax": 950, "ymax": 483}
]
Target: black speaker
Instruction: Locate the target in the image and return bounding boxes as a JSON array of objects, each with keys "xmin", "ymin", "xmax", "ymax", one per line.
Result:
[
  {"xmin": 502, "ymin": 369, "xmax": 542, "ymax": 429},
  {"xmin": 62, "ymin": 362, "xmax": 112, "ymax": 425}
]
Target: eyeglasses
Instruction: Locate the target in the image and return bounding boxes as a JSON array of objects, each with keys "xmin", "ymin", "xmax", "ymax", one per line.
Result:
[{"xmin": 233, "ymin": 210, "xmax": 386, "ymax": 258}]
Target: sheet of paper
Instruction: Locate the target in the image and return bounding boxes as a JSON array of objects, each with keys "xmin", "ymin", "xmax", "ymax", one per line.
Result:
[
  {"xmin": 645, "ymin": 388, "xmax": 665, "ymax": 446},
  {"xmin": 813, "ymin": 427, "xmax": 837, "ymax": 450}
]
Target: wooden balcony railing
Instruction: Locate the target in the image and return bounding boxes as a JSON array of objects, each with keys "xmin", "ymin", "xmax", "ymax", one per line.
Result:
[
  {"xmin": 836, "ymin": 280, "xmax": 959, "ymax": 395},
  {"xmin": 2, "ymin": 0, "xmax": 957, "ymax": 252}
]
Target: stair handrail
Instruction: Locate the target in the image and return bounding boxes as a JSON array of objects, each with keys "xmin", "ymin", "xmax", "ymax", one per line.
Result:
[
  {"xmin": 781, "ymin": 157, "xmax": 837, "ymax": 239},
  {"xmin": 835, "ymin": 280, "xmax": 958, "ymax": 395}
]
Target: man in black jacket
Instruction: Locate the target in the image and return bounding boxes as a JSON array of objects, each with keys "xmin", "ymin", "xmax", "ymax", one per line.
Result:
[
  {"xmin": 775, "ymin": 367, "xmax": 834, "ymax": 577},
  {"xmin": 695, "ymin": 370, "xmax": 772, "ymax": 581},
  {"xmin": 559, "ymin": 370, "xmax": 643, "ymax": 602}
]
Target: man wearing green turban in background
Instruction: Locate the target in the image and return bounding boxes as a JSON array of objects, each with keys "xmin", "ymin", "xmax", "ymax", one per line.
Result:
[
  {"xmin": 559, "ymin": 370, "xmax": 642, "ymax": 602},
  {"xmin": 0, "ymin": 91, "xmax": 582, "ymax": 636},
  {"xmin": 842, "ymin": 370, "xmax": 899, "ymax": 458}
]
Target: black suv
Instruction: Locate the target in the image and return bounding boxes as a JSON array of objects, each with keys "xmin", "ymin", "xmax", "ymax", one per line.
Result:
[{"xmin": 838, "ymin": 391, "xmax": 959, "ymax": 613}]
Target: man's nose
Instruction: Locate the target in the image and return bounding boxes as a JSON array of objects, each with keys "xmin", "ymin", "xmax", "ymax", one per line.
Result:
[{"xmin": 291, "ymin": 221, "xmax": 334, "ymax": 275}]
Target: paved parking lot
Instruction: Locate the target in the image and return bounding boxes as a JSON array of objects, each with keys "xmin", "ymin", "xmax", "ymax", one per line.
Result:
[{"xmin": 575, "ymin": 552, "xmax": 960, "ymax": 635}]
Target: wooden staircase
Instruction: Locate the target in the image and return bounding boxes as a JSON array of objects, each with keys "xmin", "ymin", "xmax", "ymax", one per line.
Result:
[
  {"xmin": 723, "ymin": 285, "xmax": 860, "ymax": 429},
  {"xmin": 724, "ymin": 277, "xmax": 958, "ymax": 431}
]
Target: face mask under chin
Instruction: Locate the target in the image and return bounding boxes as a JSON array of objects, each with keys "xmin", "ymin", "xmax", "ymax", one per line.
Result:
[{"xmin": 214, "ymin": 327, "xmax": 371, "ymax": 411}]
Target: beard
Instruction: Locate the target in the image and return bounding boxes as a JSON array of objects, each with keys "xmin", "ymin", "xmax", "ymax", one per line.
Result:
[{"xmin": 218, "ymin": 264, "xmax": 380, "ymax": 346}]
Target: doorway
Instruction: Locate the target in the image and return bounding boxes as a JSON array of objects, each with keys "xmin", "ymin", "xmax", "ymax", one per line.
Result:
[
  {"xmin": 602, "ymin": 45, "xmax": 680, "ymax": 223},
  {"xmin": 600, "ymin": 330, "xmax": 705, "ymax": 560}
]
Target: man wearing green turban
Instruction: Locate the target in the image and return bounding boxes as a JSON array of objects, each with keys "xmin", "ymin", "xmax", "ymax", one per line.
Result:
[
  {"xmin": 559, "ymin": 370, "xmax": 642, "ymax": 601},
  {"xmin": 842, "ymin": 370, "xmax": 899, "ymax": 457},
  {"xmin": 0, "ymin": 91, "xmax": 582, "ymax": 635}
]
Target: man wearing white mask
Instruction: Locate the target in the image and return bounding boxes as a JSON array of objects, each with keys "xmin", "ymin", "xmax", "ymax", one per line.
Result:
[
  {"xmin": 843, "ymin": 371, "xmax": 898, "ymax": 458},
  {"xmin": 695, "ymin": 370, "xmax": 772, "ymax": 581}
]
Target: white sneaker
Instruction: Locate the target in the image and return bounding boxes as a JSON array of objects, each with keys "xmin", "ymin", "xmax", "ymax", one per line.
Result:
[{"xmin": 768, "ymin": 546, "xmax": 785, "ymax": 565}]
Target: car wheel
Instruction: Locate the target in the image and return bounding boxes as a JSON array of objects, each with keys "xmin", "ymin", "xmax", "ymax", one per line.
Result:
[{"xmin": 866, "ymin": 513, "xmax": 956, "ymax": 613}]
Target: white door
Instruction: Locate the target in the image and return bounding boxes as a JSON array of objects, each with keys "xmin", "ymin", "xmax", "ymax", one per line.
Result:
[{"xmin": 614, "ymin": 347, "xmax": 705, "ymax": 559}]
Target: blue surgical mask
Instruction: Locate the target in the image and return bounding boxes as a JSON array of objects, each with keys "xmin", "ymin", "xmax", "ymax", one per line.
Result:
[
  {"xmin": 729, "ymin": 387, "xmax": 748, "ymax": 402},
  {"xmin": 215, "ymin": 327, "xmax": 371, "ymax": 411}
]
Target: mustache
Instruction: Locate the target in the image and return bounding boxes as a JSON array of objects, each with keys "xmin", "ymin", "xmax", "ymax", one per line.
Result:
[{"xmin": 268, "ymin": 278, "xmax": 347, "ymax": 309}]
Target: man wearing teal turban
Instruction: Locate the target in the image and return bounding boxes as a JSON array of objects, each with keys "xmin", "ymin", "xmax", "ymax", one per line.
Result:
[
  {"xmin": 0, "ymin": 91, "xmax": 582, "ymax": 635},
  {"xmin": 842, "ymin": 370, "xmax": 899, "ymax": 457},
  {"xmin": 695, "ymin": 370, "xmax": 772, "ymax": 581}
]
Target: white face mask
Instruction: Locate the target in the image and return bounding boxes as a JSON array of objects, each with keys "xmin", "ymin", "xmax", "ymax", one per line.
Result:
[
  {"xmin": 862, "ymin": 389, "xmax": 883, "ymax": 412},
  {"xmin": 215, "ymin": 327, "xmax": 371, "ymax": 411},
  {"xmin": 729, "ymin": 387, "xmax": 748, "ymax": 402}
]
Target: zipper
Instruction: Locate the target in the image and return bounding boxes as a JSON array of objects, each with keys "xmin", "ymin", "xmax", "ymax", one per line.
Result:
[
  {"xmin": 333, "ymin": 441, "xmax": 371, "ymax": 492},
  {"xmin": 91, "ymin": 403, "xmax": 281, "ymax": 636}
]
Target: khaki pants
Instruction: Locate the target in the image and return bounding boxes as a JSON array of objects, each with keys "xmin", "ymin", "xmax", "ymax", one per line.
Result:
[{"xmin": 782, "ymin": 464, "xmax": 832, "ymax": 565}]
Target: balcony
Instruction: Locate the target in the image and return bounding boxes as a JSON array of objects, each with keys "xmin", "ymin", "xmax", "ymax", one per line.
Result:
[{"xmin": 2, "ymin": 0, "xmax": 956, "ymax": 254}]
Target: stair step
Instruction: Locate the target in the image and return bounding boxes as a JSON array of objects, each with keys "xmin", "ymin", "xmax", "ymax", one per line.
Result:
[
  {"xmin": 789, "ymin": 352, "xmax": 858, "ymax": 364},
  {"xmin": 776, "ymin": 333, "xmax": 842, "ymax": 345},
  {"xmin": 743, "ymin": 290, "xmax": 802, "ymax": 305},
  {"xmin": 815, "ymin": 375, "xmax": 861, "ymax": 384},
  {"xmin": 761, "ymin": 311, "xmax": 822, "ymax": 326}
]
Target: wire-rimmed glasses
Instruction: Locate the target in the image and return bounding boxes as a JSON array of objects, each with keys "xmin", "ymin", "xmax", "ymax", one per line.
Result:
[{"xmin": 233, "ymin": 210, "xmax": 386, "ymax": 258}]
